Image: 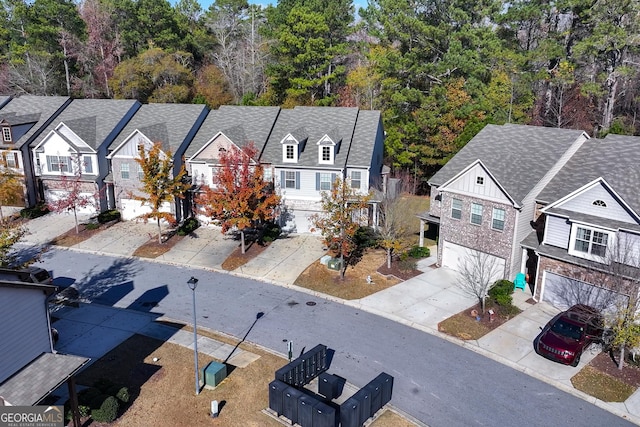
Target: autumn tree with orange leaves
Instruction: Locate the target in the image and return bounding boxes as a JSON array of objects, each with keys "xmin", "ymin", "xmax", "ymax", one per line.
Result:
[
  {"xmin": 135, "ymin": 142, "xmax": 189, "ymax": 243},
  {"xmin": 195, "ymin": 143, "xmax": 280, "ymax": 254}
]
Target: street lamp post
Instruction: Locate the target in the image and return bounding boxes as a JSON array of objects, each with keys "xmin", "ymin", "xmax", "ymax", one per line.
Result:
[{"xmin": 187, "ymin": 276, "xmax": 199, "ymax": 395}]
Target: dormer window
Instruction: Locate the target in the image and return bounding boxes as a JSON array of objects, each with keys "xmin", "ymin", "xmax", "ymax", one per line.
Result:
[
  {"xmin": 281, "ymin": 134, "xmax": 300, "ymax": 163},
  {"xmin": 286, "ymin": 145, "xmax": 295, "ymax": 160},
  {"xmin": 593, "ymin": 199, "xmax": 607, "ymax": 207},
  {"xmin": 2, "ymin": 127, "xmax": 11, "ymax": 143},
  {"xmin": 322, "ymin": 146, "xmax": 331, "ymax": 162},
  {"xmin": 317, "ymin": 135, "xmax": 336, "ymax": 164}
]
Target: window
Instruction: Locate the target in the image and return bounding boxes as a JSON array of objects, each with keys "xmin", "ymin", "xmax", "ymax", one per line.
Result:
[
  {"xmin": 2, "ymin": 127, "xmax": 11, "ymax": 142},
  {"xmin": 83, "ymin": 156, "xmax": 93, "ymax": 174},
  {"xmin": 593, "ymin": 200, "xmax": 607, "ymax": 207},
  {"xmin": 573, "ymin": 226, "xmax": 609, "ymax": 257},
  {"xmin": 319, "ymin": 173, "xmax": 332, "ymax": 190},
  {"xmin": 470, "ymin": 203, "xmax": 483, "ymax": 225},
  {"xmin": 120, "ymin": 163, "xmax": 130, "ymax": 179},
  {"xmin": 492, "ymin": 208, "xmax": 505, "ymax": 231},
  {"xmin": 322, "ymin": 146, "xmax": 331, "ymax": 162},
  {"xmin": 137, "ymin": 164, "xmax": 144, "ymax": 180},
  {"xmin": 285, "ymin": 145, "xmax": 295, "ymax": 160},
  {"xmin": 476, "ymin": 176, "xmax": 484, "ymax": 185},
  {"xmin": 285, "ymin": 171, "xmax": 296, "ymax": 189},
  {"xmin": 350, "ymin": 171, "xmax": 361, "ymax": 189},
  {"xmin": 46, "ymin": 155, "xmax": 70, "ymax": 173},
  {"xmin": 451, "ymin": 198, "xmax": 462, "ymax": 220},
  {"xmin": 4, "ymin": 152, "xmax": 17, "ymax": 168},
  {"xmin": 263, "ymin": 166, "xmax": 272, "ymax": 182}
]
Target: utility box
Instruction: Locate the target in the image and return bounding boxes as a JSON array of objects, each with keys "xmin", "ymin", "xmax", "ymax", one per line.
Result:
[
  {"xmin": 202, "ymin": 361, "xmax": 227, "ymax": 389},
  {"xmin": 327, "ymin": 258, "xmax": 343, "ymax": 271}
]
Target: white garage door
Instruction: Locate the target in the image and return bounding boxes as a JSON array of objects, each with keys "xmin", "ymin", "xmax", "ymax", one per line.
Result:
[
  {"xmin": 280, "ymin": 209, "xmax": 319, "ymax": 234},
  {"xmin": 46, "ymin": 190, "xmax": 97, "ymax": 215},
  {"xmin": 442, "ymin": 241, "xmax": 505, "ymax": 281},
  {"xmin": 120, "ymin": 198, "xmax": 171, "ymax": 221},
  {"xmin": 541, "ymin": 271, "xmax": 627, "ymax": 311}
]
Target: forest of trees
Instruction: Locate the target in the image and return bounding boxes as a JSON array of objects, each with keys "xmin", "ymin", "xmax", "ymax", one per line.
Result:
[{"xmin": 1, "ymin": 0, "xmax": 639, "ymax": 193}]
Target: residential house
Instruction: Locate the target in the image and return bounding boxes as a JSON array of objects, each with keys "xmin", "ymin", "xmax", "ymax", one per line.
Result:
[
  {"xmin": 106, "ymin": 103, "xmax": 208, "ymax": 221},
  {"xmin": 0, "ymin": 280, "xmax": 88, "ymax": 407},
  {"xmin": 184, "ymin": 105, "xmax": 281, "ymax": 221},
  {"xmin": 259, "ymin": 106, "xmax": 385, "ymax": 233},
  {"xmin": 523, "ymin": 134, "xmax": 640, "ymax": 310},
  {"xmin": 0, "ymin": 95, "xmax": 71, "ymax": 207},
  {"xmin": 422, "ymin": 124, "xmax": 589, "ymax": 284},
  {"xmin": 31, "ymin": 99, "xmax": 141, "ymax": 213}
]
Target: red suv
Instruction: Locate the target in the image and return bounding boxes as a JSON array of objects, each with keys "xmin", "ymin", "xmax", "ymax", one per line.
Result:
[{"xmin": 534, "ymin": 304, "xmax": 604, "ymax": 367}]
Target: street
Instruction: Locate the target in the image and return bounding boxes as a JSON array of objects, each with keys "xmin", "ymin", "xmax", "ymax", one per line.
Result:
[{"xmin": 37, "ymin": 247, "xmax": 634, "ymax": 427}]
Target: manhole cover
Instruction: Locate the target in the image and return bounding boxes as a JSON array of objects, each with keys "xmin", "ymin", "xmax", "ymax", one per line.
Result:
[{"xmin": 306, "ymin": 301, "xmax": 316, "ymax": 306}]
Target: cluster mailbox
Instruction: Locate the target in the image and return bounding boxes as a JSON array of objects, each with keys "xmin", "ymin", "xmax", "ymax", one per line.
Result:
[{"xmin": 275, "ymin": 344, "xmax": 328, "ymax": 387}]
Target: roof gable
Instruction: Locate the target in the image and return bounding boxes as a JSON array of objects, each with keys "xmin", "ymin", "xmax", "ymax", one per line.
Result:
[
  {"xmin": 439, "ymin": 159, "xmax": 515, "ymax": 205},
  {"xmin": 188, "ymin": 132, "xmax": 243, "ymax": 163}
]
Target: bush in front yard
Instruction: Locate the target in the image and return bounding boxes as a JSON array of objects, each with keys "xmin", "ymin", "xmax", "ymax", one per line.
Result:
[
  {"xmin": 489, "ymin": 279, "xmax": 514, "ymax": 306},
  {"xmin": 407, "ymin": 245, "xmax": 430, "ymax": 258},
  {"xmin": 91, "ymin": 396, "xmax": 120, "ymax": 423},
  {"xmin": 19, "ymin": 204, "xmax": 49, "ymax": 219},
  {"xmin": 262, "ymin": 222, "xmax": 281, "ymax": 243},
  {"xmin": 98, "ymin": 210, "xmax": 121, "ymax": 224},
  {"xmin": 177, "ymin": 217, "xmax": 199, "ymax": 236}
]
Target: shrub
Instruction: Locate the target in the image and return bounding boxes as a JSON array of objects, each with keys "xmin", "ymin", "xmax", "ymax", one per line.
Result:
[
  {"xmin": 91, "ymin": 396, "xmax": 120, "ymax": 423},
  {"xmin": 489, "ymin": 279, "xmax": 513, "ymax": 302},
  {"xmin": 20, "ymin": 204, "xmax": 49, "ymax": 219},
  {"xmin": 398, "ymin": 258, "xmax": 417, "ymax": 272},
  {"xmin": 495, "ymin": 293, "xmax": 513, "ymax": 307},
  {"xmin": 354, "ymin": 226, "xmax": 378, "ymax": 249},
  {"xmin": 85, "ymin": 222, "xmax": 100, "ymax": 230},
  {"xmin": 106, "ymin": 385, "xmax": 130, "ymax": 403},
  {"xmin": 89, "ymin": 394, "xmax": 111, "ymax": 410},
  {"xmin": 262, "ymin": 222, "xmax": 281, "ymax": 243},
  {"xmin": 407, "ymin": 245, "xmax": 430, "ymax": 258},
  {"xmin": 97, "ymin": 210, "xmax": 121, "ymax": 223},
  {"xmin": 177, "ymin": 217, "xmax": 199, "ymax": 236},
  {"xmin": 64, "ymin": 401, "xmax": 90, "ymax": 421}
]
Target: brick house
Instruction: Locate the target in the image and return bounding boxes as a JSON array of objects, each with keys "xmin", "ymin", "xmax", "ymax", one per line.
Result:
[
  {"xmin": 523, "ymin": 134, "xmax": 640, "ymax": 310},
  {"xmin": 422, "ymin": 124, "xmax": 588, "ymax": 285}
]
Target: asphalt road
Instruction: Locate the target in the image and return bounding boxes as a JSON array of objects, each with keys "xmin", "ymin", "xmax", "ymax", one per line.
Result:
[{"xmin": 35, "ymin": 247, "xmax": 634, "ymax": 427}]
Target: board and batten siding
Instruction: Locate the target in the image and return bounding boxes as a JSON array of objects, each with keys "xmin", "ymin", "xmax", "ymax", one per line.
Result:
[
  {"xmin": 544, "ymin": 214, "xmax": 571, "ymax": 248},
  {"xmin": 558, "ymin": 184, "xmax": 637, "ymax": 224},
  {"xmin": 447, "ymin": 163, "xmax": 511, "ymax": 203},
  {"xmin": 0, "ymin": 287, "xmax": 51, "ymax": 383}
]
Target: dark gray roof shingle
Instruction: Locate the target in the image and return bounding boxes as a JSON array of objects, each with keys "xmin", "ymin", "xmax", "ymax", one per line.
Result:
[
  {"xmin": 110, "ymin": 103, "xmax": 208, "ymax": 154},
  {"xmin": 537, "ymin": 134, "xmax": 640, "ymax": 213},
  {"xmin": 0, "ymin": 95, "xmax": 70, "ymax": 148},
  {"xmin": 31, "ymin": 99, "xmax": 139, "ymax": 150},
  {"xmin": 428, "ymin": 124, "xmax": 587, "ymax": 204},
  {"xmin": 185, "ymin": 106, "xmax": 280, "ymax": 159}
]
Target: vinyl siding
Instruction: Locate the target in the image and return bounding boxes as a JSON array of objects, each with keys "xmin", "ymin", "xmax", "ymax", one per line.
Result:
[
  {"xmin": 558, "ymin": 183, "xmax": 636, "ymax": 224},
  {"xmin": 544, "ymin": 214, "xmax": 571, "ymax": 248},
  {"xmin": 447, "ymin": 163, "xmax": 511, "ymax": 203},
  {"xmin": 0, "ymin": 288, "xmax": 50, "ymax": 383}
]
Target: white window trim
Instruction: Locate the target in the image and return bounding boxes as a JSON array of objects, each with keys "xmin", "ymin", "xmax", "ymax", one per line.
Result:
[
  {"xmin": 470, "ymin": 203, "xmax": 483, "ymax": 225},
  {"xmin": 284, "ymin": 171, "xmax": 297, "ymax": 189},
  {"xmin": 283, "ymin": 144, "xmax": 297, "ymax": 163},
  {"xmin": 491, "ymin": 207, "xmax": 505, "ymax": 231},
  {"xmin": 2, "ymin": 127, "xmax": 11, "ymax": 142},
  {"xmin": 319, "ymin": 145, "xmax": 334, "ymax": 164},
  {"xmin": 568, "ymin": 223, "xmax": 613, "ymax": 262},
  {"xmin": 120, "ymin": 163, "xmax": 130, "ymax": 179},
  {"xmin": 451, "ymin": 198, "xmax": 462, "ymax": 220},
  {"xmin": 350, "ymin": 170, "xmax": 361, "ymax": 190},
  {"xmin": 319, "ymin": 173, "xmax": 332, "ymax": 191},
  {"xmin": 476, "ymin": 176, "xmax": 484, "ymax": 185}
]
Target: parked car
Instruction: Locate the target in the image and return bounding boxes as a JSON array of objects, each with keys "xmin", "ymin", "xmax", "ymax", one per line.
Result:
[
  {"xmin": 0, "ymin": 266, "xmax": 52, "ymax": 284},
  {"xmin": 534, "ymin": 304, "xmax": 604, "ymax": 367}
]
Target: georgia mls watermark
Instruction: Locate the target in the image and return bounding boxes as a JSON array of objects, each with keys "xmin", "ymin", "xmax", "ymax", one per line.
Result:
[{"xmin": 0, "ymin": 406, "xmax": 63, "ymax": 427}]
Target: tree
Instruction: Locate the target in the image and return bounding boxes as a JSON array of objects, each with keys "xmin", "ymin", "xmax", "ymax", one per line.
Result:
[
  {"xmin": 376, "ymin": 185, "xmax": 406, "ymax": 269},
  {"xmin": 193, "ymin": 64, "xmax": 234, "ymax": 108},
  {"xmin": 310, "ymin": 177, "xmax": 371, "ymax": 279},
  {"xmin": 0, "ymin": 168, "xmax": 23, "ymax": 222},
  {"xmin": 195, "ymin": 143, "xmax": 280, "ymax": 254},
  {"xmin": 45, "ymin": 157, "xmax": 99, "ymax": 233},
  {"xmin": 0, "ymin": 220, "xmax": 25, "ymax": 266},
  {"xmin": 135, "ymin": 142, "xmax": 189, "ymax": 244},
  {"xmin": 456, "ymin": 250, "xmax": 503, "ymax": 314}
]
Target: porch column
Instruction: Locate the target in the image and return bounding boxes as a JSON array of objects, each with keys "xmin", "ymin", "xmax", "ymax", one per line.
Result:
[{"xmin": 419, "ymin": 219, "xmax": 425, "ymax": 247}]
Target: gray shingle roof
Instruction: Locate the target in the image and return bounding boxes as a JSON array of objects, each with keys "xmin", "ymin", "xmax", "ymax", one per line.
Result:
[
  {"xmin": 185, "ymin": 105, "xmax": 280, "ymax": 159},
  {"xmin": 0, "ymin": 95, "xmax": 69, "ymax": 148},
  {"xmin": 428, "ymin": 124, "xmax": 587, "ymax": 204},
  {"xmin": 348, "ymin": 109, "xmax": 381, "ymax": 167},
  {"xmin": 31, "ymin": 99, "xmax": 139, "ymax": 150},
  {"xmin": 260, "ymin": 106, "xmax": 362, "ymax": 168},
  {"xmin": 109, "ymin": 103, "xmax": 208, "ymax": 154},
  {"xmin": 537, "ymin": 134, "xmax": 640, "ymax": 213}
]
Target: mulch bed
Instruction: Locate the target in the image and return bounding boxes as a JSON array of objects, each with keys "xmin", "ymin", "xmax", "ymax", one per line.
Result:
[
  {"xmin": 49, "ymin": 222, "xmax": 109, "ymax": 246},
  {"xmin": 588, "ymin": 351, "xmax": 640, "ymax": 387},
  {"xmin": 132, "ymin": 232, "xmax": 184, "ymax": 258},
  {"xmin": 221, "ymin": 240, "xmax": 270, "ymax": 270},
  {"xmin": 376, "ymin": 258, "xmax": 423, "ymax": 281}
]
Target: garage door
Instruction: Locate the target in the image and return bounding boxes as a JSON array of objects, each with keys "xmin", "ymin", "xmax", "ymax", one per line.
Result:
[
  {"xmin": 541, "ymin": 271, "xmax": 627, "ymax": 311},
  {"xmin": 46, "ymin": 190, "xmax": 97, "ymax": 215},
  {"xmin": 442, "ymin": 241, "xmax": 505, "ymax": 281},
  {"xmin": 280, "ymin": 209, "xmax": 319, "ymax": 234},
  {"xmin": 120, "ymin": 198, "xmax": 171, "ymax": 221}
]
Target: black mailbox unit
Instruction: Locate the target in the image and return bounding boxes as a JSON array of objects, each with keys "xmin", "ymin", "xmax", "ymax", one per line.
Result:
[
  {"xmin": 283, "ymin": 386, "xmax": 303, "ymax": 424},
  {"xmin": 340, "ymin": 396, "xmax": 362, "ymax": 427},
  {"xmin": 312, "ymin": 400, "xmax": 337, "ymax": 427},
  {"xmin": 268, "ymin": 380, "xmax": 288, "ymax": 415},
  {"xmin": 297, "ymin": 393, "xmax": 318, "ymax": 427}
]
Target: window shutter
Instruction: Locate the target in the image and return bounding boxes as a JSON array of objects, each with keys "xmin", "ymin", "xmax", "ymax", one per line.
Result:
[
  {"xmin": 280, "ymin": 171, "xmax": 285, "ymax": 187},
  {"xmin": 315, "ymin": 173, "xmax": 320, "ymax": 190},
  {"xmin": 331, "ymin": 173, "xmax": 336, "ymax": 186},
  {"xmin": 295, "ymin": 172, "xmax": 300, "ymax": 189},
  {"xmin": 13, "ymin": 153, "xmax": 18, "ymax": 168}
]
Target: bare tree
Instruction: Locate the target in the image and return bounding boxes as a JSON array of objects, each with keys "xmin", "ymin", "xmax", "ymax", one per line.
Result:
[
  {"xmin": 376, "ymin": 181, "xmax": 406, "ymax": 269},
  {"xmin": 456, "ymin": 250, "xmax": 503, "ymax": 314}
]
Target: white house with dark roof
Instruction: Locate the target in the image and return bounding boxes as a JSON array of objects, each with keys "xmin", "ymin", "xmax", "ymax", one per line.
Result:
[
  {"xmin": 423, "ymin": 124, "xmax": 589, "ymax": 284},
  {"xmin": 106, "ymin": 103, "xmax": 208, "ymax": 221},
  {"xmin": 31, "ymin": 99, "xmax": 141, "ymax": 213},
  {"xmin": 523, "ymin": 134, "xmax": 640, "ymax": 311},
  {"xmin": 0, "ymin": 95, "xmax": 71, "ymax": 207},
  {"xmin": 259, "ymin": 106, "xmax": 385, "ymax": 233}
]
